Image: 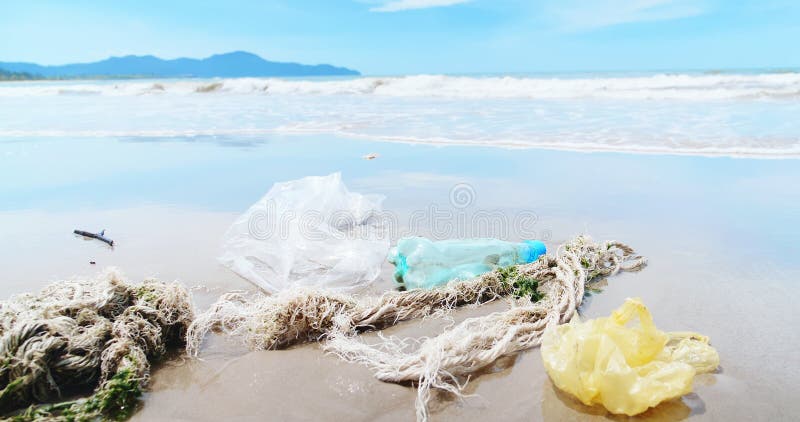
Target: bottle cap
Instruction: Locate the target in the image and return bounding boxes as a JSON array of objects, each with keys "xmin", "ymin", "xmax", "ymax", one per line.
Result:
[{"xmin": 521, "ymin": 240, "xmax": 547, "ymax": 263}]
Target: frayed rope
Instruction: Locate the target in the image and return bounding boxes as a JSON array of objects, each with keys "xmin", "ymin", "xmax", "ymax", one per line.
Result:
[
  {"xmin": 0, "ymin": 270, "xmax": 193, "ymax": 421},
  {"xmin": 188, "ymin": 236, "xmax": 645, "ymax": 421}
]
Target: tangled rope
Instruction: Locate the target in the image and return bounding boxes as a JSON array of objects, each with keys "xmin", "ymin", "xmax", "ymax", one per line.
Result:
[
  {"xmin": 0, "ymin": 270, "xmax": 193, "ymax": 421},
  {"xmin": 186, "ymin": 258, "xmax": 542, "ymax": 354},
  {"xmin": 325, "ymin": 236, "xmax": 645, "ymax": 420},
  {"xmin": 187, "ymin": 236, "xmax": 645, "ymax": 420}
]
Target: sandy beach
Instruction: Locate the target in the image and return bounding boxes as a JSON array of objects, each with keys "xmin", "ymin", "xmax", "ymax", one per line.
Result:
[{"xmin": 2, "ymin": 134, "xmax": 798, "ymax": 420}]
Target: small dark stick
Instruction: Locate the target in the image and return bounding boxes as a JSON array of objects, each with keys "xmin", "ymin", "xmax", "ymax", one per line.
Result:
[{"xmin": 74, "ymin": 229, "xmax": 114, "ymax": 247}]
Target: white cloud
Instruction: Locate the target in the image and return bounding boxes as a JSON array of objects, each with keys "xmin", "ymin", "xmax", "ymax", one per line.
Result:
[
  {"xmin": 370, "ymin": 0, "xmax": 470, "ymax": 13},
  {"xmin": 548, "ymin": 0, "xmax": 708, "ymax": 31}
]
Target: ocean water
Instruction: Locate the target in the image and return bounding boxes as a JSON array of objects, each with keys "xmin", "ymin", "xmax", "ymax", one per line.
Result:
[{"xmin": 1, "ymin": 71, "xmax": 800, "ymax": 157}]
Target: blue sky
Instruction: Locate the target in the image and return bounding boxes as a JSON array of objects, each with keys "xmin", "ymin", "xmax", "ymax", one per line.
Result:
[{"xmin": 1, "ymin": 0, "xmax": 799, "ymax": 74}]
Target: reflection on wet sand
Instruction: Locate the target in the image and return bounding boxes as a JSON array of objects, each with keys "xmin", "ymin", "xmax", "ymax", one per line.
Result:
[{"xmin": 542, "ymin": 378, "xmax": 703, "ymax": 421}]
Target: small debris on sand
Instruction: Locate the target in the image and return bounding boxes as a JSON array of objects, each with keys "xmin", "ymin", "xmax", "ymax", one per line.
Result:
[{"xmin": 74, "ymin": 229, "xmax": 114, "ymax": 247}]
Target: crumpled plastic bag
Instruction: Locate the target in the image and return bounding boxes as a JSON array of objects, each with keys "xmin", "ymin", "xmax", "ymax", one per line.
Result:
[
  {"xmin": 219, "ymin": 172, "xmax": 389, "ymax": 293},
  {"xmin": 541, "ymin": 298, "xmax": 719, "ymax": 416}
]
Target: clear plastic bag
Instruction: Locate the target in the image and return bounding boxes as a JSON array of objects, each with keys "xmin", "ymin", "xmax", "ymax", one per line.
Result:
[
  {"xmin": 541, "ymin": 298, "xmax": 719, "ymax": 416},
  {"xmin": 219, "ymin": 173, "xmax": 389, "ymax": 293}
]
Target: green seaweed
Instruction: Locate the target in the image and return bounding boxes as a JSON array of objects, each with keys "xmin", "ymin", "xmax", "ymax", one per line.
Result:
[
  {"xmin": 511, "ymin": 276, "xmax": 544, "ymax": 303},
  {"xmin": 9, "ymin": 369, "xmax": 142, "ymax": 421},
  {"xmin": 0, "ymin": 377, "xmax": 25, "ymax": 405},
  {"xmin": 79, "ymin": 368, "xmax": 142, "ymax": 420},
  {"xmin": 583, "ymin": 278, "xmax": 609, "ymax": 298},
  {"xmin": 134, "ymin": 285, "xmax": 159, "ymax": 304},
  {"xmin": 497, "ymin": 266, "xmax": 544, "ymax": 302},
  {"xmin": 496, "ymin": 265, "xmax": 518, "ymax": 283}
]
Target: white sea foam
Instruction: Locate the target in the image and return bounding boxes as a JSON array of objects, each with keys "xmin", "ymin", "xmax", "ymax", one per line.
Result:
[
  {"xmin": 1, "ymin": 73, "xmax": 800, "ymax": 99},
  {"xmin": 1, "ymin": 73, "xmax": 799, "ymax": 158}
]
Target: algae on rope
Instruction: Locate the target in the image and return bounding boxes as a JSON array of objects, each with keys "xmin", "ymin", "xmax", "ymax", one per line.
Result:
[
  {"xmin": 323, "ymin": 236, "xmax": 646, "ymax": 421},
  {"xmin": 497, "ymin": 265, "xmax": 543, "ymax": 302},
  {"xmin": 188, "ymin": 236, "xmax": 641, "ymax": 355},
  {"xmin": 187, "ymin": 236, "xmax": 645, "ymax": 421},
  {"xmin": 0, "ymin": 270, "xmax": 193, "ymax": 421},
  {"xmin": 186, "ymin": 268, "xmax": 517, "ymax": 354},
  {"xmin": 9, "ymin": 368, "xmax": 142, "ymax": 421}
]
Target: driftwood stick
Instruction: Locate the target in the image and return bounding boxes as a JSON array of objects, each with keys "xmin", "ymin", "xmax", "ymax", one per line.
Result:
[{"xmin": 73, "ymin": 229, "xmax": 114, "ymax": 247}]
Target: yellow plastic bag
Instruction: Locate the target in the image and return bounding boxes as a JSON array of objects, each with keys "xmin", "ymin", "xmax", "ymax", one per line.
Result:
[{"xmin": 541, "ymin": 298, "xmax": 719, "ymax": 416}]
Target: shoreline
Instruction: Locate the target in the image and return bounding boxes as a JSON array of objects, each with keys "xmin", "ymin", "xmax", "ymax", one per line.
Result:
[{"xmin": 2, "ymin": 131, "xmax": 799, "ymax": 159}]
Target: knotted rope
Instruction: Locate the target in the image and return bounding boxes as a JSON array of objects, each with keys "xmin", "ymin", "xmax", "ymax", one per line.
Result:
[
  {"xmin": 325, "ymin": 236, "xmax": 645, "ymax": 420},
  {"xmin": 186, "ymin": 267, "xmax": 516, "ymax": 354},
  {"xmin": 187, "ymin": 236, "xmax": 645, "ymax": 420},
  {"xmin": 0, "ymin": 271, "xmax": 193, "ymax": 421}
]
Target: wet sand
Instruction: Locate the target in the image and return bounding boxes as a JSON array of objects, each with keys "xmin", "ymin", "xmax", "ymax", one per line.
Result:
[{"xmin": 1, "ymin": 135, "xmax": 799, "ymax": 420}]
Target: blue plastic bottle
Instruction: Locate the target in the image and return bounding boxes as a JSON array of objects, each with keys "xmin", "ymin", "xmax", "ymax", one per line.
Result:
[{"xmin": 388, "ymin": 237, "xmax": 547, "ymax": 290}]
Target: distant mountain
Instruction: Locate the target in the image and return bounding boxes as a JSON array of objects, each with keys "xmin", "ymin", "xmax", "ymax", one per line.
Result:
[
  {"xmin": 0, "ymin": 68, "xmax": 42, "ymax": 81},
  {"xmin": 0, "ymin": 51, "xmax": 360, "ymax": 79}
]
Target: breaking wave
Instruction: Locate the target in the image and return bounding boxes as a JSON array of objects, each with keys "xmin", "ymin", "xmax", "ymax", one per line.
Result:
[
  {"xmin": 2, "ymin": 72, "xmax": 800, "ymax": 158},
  {"xmin": 1, "ymin": 72, "xmax": 800, "ymax": 99}
]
